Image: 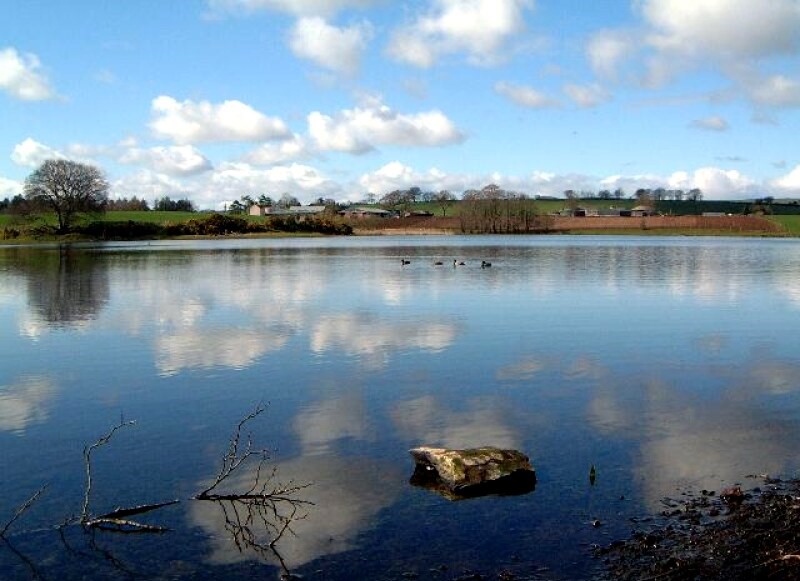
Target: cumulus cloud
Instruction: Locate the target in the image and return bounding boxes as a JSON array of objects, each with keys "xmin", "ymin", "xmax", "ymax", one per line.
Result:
[
  {"xmin": 359, "ymin": 161, "xmax": 769, "ymax": 201},
  {"xmin": 210, "ymin": 161, "xmax": 335, "ymax": 199},
  {"xmin": 0, "ymin": 47, "xmax": 56, "ymax": 101},
  {"xmin": 386, "ymin": 0, "xmax": 533, "ymax": 68},
  {"xmin": 150, "ymin": 96, "xmax": 290, "ymax": 144},
  {"xmin": 119, "ymin": 144, "xmax": 213, "ymax": 175},
  {"xmin": 563, "ymin": 82, "xmax": 610, "ymax": 108},
  {"xmin": 587, "ymin": 29, "xmax": 635, "ymax": 80},
  {"xmin": 668, "ymin": 167, "xmax": 757, "ymax": 198},
  {"xmin": 11, "ymin": 137, "xmax": 65, "ymax": 167},
  {"xmin": 206, "ymin": 0, "xmax": 377, "ymax": 17},
  {"xmin": 746, "ymin": 74, "xmax": 800, "ymax": 108},
  {"xmin": 0, "ymin": 176, "xmax": 21, "ymax": 196},
  {"xmin": 641, "ymin": 0, "xmax": 800, "ymax": 61},
  {"xmin": 307, "ymin": 96, "xmax": 464, "ymax": 153},
  {"xmin": 690, "ymin": 116, "xmax": 730, "ymax": 132},
  {"xmin": 494, "ymin": 81, "xmax": 560, "ymax": 108},
  {"xmin": 289, "ymin": 17, "xmax": 373, "ymax": 75},
  {"xmin": 112, "ymin": 170, "xmax": 192, "ymax": 200},
  {"xmin": 585, "ymin": 0, "xmax": 800, "ymax": 110},
  {"xmin": 242, "ymin": 135, "xmax": 312, "ymax": 165},
  {"xmin": 773, "ymin": 164, "xmax": 800, "ymax": 192}
]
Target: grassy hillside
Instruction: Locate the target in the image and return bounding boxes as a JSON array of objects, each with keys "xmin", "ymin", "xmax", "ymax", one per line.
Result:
[{"xmin": 768, "ymin": 216, "xmax": 800, "ymax": 235}]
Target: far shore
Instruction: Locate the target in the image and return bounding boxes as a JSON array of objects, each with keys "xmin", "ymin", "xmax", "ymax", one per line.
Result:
[{"xmin": 1, "ymin": 213, "xmax": 796, "ymax": 245}]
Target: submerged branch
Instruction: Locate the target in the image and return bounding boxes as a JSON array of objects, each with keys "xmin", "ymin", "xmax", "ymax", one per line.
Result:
[
  {"xmin": 81, "ymin": 419, "xmax": 136, "ymax": 523},
  {"xmin": 1, "ymin": 484, "xmax": 48, "ymax": 538}
]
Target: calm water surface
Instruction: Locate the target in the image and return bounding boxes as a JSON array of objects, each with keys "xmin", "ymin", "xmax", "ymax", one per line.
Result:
[{"xmin": 2, "ymin": 235, "xmax": 800, "ymax": 580}]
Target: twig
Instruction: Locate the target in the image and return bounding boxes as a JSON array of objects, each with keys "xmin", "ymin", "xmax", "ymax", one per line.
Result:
[
  {"xmin": 195, "ymin": 404, "xmax": 270, "ymax": 499},
  {"xmin": 81, "ymin": 419, "xmax": 136, "ymax": 523},
  {"xmin": 94, "ymin": 500, "xmax": 180, "ymax": 521},
  {"xmin": 1, "ymin": 484, "xmax": 48, "ymax": 538}
]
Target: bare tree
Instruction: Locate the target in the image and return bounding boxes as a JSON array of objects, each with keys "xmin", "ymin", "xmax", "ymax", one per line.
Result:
[
  {"xmin": 434, "ymin": 190, "xmax": 456, "ymax": 217},
  {"xmin": 24, "ymin": 159, "xmax": 109, "ymax": 233}
]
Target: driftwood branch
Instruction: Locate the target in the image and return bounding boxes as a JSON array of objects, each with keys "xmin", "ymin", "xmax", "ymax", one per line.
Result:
[
  {"xmin": 1, "ymin": 484, "xmax": 48, "ymax": 538},
  {"xmin": 195, "ymin": 403, "xmax": 272, "ymax": 500},
  {"xmin": 81, "ymin": 418, "xmax": 136, "ymax": 523}
]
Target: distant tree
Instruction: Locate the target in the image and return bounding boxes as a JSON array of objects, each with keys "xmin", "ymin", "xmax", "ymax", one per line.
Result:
[
  {"xmin": 276, "ymin": 193, "xmax": 300, "ymax": 208},
  {"xmin": 154, "ymin": 196, "xmax": 195, "ymax": 212},
  {"xmin": 613, "ymin": 188, "xmax": 625, "ymax": 200},
  {"xmin": 106, "ymin": 196, "xmax": 150, "ymax": 211},
  {"xmin": 257, "ymin": 194, "xmax": 273, "ymax": 206},
  {"xmin": 687, "ymin": 188, "xmax": 703, "ymax": 202},
  {"xmin": 434, "ymin": 190, "xmax": 456, "ymax": 217},
  {"xmin": 228, "ymin": 200, "xmax": 246, "ymax": 214},
  {"xmin": 598, "ymin": 189, "xmax": 612, "ymax": 199},
  {"xmin": 24, "ymin": 159, "xmax": 109, "ymax": 232},
  {"xmin": 363, "ymin": 192, "xmax": 377, "ymax": 204}
]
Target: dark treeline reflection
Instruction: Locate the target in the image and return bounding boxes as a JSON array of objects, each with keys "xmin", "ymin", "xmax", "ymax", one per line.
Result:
[{"xmin": 3, "ymin": 246, "xmax": 110, "ymax": 328}]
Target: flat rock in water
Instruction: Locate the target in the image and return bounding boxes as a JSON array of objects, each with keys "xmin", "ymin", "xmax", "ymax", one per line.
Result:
[{"xmin": 409, "ymin": 446, "xmax": 535, "ymax": 499}]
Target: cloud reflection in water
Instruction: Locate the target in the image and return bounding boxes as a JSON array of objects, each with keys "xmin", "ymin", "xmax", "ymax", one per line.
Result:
[{"xmin": 0, "ymin": 376, "xmax": 57, "ymax": 435}]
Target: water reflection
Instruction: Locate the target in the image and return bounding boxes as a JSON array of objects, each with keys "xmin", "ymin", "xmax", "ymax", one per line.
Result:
[
  {"xmin": 391, "ymin": 395, "xmax": 521, "ymax": 450},
  {"xmin": 310, "ymin": 313, "xmax": 458, "ymax": 369},
  {"xmin": 1, "ymin": 247, "xmax": 110, "ymax": 338},
  {"xmin": 156, "ymin": 327, "xmax": 290, "ymax": 376},
  {"xmin": 190, "ymin": 455, "xmax": 402, "ymax": 570},
  {"xmin": 293, "ymin": 391, "xmax": 373, "ymax": 456},
  {"xmin": 0, "ymin": 376, "xmax": 57, "ymax": 435},
  {"xmin": 636, "ymin": 378, "xmax": 800, "ymax": 508}
]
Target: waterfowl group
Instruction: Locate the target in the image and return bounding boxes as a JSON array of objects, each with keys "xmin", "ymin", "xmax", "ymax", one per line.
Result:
[{"xmin": 404, "ymin": 258, "xmax": 494, "ymax": 268}]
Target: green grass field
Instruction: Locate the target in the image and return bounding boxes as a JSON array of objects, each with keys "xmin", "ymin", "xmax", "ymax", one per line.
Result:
[{"xmin": 767, "ymin": 216, "xmax": 800, "ymax": 235}]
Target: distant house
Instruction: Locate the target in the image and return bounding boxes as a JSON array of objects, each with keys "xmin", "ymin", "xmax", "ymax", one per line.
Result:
[
  {"xmin": 249, "ymin": 205, "xmax": 326, "ymax": 217},
  {"xmin": 571, "ymin": 207, "xmax": 598, "ymax": 217},
  {"xmin": 339, "ymin": 207, "xmax": 393, "ymax": 219},
  {"xmin": 630, "ymin": 205, "xmax": 655, "ymax": 217}
]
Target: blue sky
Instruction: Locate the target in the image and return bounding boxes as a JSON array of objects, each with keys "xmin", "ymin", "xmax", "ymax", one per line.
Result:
[{"xmin": 2, "ymin": 0, "xmax": 800, "ymax": 208}]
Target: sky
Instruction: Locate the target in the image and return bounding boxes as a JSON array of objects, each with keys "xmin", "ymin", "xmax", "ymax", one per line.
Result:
[{"xmin": 1, "ymin": 0, "xmax": 800, "ymax": 209}]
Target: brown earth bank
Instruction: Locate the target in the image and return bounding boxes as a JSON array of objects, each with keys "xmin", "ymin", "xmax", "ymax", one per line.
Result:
[
  {"xmin": 351, "ymin": 215, "xmax": 783, "ymax": 235},
  {"xmin": 596, "ymin": 478, "xmax": 800, "ymax": 580}
]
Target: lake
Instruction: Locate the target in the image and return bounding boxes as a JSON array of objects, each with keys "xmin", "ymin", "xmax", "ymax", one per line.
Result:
[{"xmin": 2, "ymin": 235, "xmax": 800, "ymax": 580}]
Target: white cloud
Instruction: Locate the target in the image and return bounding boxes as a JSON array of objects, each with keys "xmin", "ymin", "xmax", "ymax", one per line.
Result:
[
  {"xmin": 563, "ymin": 82, "xmax": 610, "ymax": 108},
  {"xmin": 586, "ymin": 1, "xmax": 800, "ymax": 109},
  {"xmin": 11, "ymin": 137, "xmax": 65, "ymax": 167},
  {"xmin": 494, "ymin": 81, "xmax": 560, "ymax": 108},
  {"xmin": 690, "ymin": 116, "xmax": 730, "ymax": 132},
  {"xmin": 243, "ymin": 135, "xmax": 312, "ymax": 165},
  {"xmin": 641, "ymin": 0, "xmax": 800, "ymax": 61},
  {"xmin": 0, "ymin": 47, "xmax": 56, "ymax": 101},
  {"xmin": 587, "ymin": 29, "xmax": 635, "ymax": 80},
  {"xmin": 0, "ymin": 176, "xmax": 21, "ymax": 197},
  {"xmin": 747, "ymin": 74, "xmax": 800, "ymax": 108},
  {"xmin": 668, "ymin": 167, "xmax": 757, "ymax": 198},
  {"xmin": 308, "ymin": 97, "xmax": 464, "ymax": 153},
  {"xmin": 206, "ymin": 0, "xmax": 377, "ymax": 17},
  {"xmin": 150, "ymin": 96, "xmax": 290, "ymax": 144},
  {"xmin": 208, "ymin": 161, "xmax": 337, "ymax": 205},
  {"xmin": 358, "ymin": 162, "xmax": 769, "ymax": 201},
  {"xmin": 289, "ymin": 17, "xmax": 373, "ymax": 76},
  {"xmin": 386, "ymin": 0, "xmax": 533, "ymax": 68},
  {"xmin": 119, "ymin": 144, "xmax": 213, "ymax": 175},
  {"xmin": 773, "ymin": 164, "xmax": 800, "ymax": 192},
  {"xmin": 112, "ymin": 170, "xmax": 192, "ymax": 200}
]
